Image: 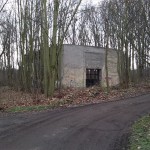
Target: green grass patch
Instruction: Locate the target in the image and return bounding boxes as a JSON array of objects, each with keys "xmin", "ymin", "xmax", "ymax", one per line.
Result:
[
  {"xmin": 7, "ymin": 98, "xmax": 73, "ymax": 113},
  {"xmin": 129, "ymin": 115, "xmax": 150, "ymax": 150},
  {"xmin": 8, "ymin": 105, "xmax": 53, "ymax": 112}
]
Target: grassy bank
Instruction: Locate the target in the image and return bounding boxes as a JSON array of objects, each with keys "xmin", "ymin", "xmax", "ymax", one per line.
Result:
[
  {"xmin": 8, "ymin": 98, "xmax": 73, "ymax": 113},
  {"xmin": 129, "ymin": 115, "xmax": 150, "ymax": 150}
]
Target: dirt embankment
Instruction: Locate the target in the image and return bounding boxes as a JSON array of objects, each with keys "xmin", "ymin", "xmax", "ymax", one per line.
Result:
[{"xmin": 0, "ymin": 82, "xmax": 150, "ymax": 112}]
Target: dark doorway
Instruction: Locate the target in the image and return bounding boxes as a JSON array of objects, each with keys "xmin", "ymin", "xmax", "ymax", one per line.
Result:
[{"xmin": 86, "ymin": 69, "xmax": 101, "ymax": 87}]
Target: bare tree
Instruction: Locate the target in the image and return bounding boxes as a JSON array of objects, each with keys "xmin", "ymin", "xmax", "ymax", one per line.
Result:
[{"xmin": 0, "ymin": 0, "xmax": 9, "ymax": 13}]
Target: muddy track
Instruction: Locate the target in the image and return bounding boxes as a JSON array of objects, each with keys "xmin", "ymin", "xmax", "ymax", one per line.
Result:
[{"xmin": 0, "ymin": 94, "xmax": 150, "ymax": 150}]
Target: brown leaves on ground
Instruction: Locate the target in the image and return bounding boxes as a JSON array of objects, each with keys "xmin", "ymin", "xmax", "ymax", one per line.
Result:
[{"xmin": 0, "ymin": 82, "xmax": 150, "ymax": 112}]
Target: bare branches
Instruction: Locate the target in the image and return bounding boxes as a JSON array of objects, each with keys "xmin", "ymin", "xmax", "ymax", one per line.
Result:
[{"xmin": 0, "ymin": 0, "xmax": 9, "ymax": 13}]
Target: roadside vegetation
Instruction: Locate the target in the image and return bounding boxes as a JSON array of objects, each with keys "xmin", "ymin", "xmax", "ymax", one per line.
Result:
[
  {"xmin": 129, "ymin": 115, "xmax": 150, "ymax": 150},
  {"xmin": 0, "ymin": 82, "xmax": 149, "ymax": 113}
]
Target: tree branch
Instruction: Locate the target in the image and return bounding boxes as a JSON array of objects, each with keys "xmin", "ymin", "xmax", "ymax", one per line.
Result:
[{"xmin": 0, "ymin": 0, "xmax": 9, "ymax": 13}]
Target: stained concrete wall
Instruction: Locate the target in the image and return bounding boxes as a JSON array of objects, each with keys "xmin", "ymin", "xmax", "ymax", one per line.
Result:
[{"xmin": 61, "ymin": 44, "xmax": 119, "ymax": 87}]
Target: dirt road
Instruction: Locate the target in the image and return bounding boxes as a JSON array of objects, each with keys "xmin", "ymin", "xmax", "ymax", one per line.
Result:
[{"xmin": 0, "ymin": 94, "xmax": 150, "ymax": 150}]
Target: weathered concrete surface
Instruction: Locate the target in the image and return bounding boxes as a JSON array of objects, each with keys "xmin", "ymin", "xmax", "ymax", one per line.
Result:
[
  {"xmin": 0, "ymin": 94, "xmax": 150, "ymax": 150},
  {"xmin": 62, "ymin": 45, "xmax": 105, "ymax": 87},
  {"xmin": 61, "ymin": 45, "xmax": 119, "ymax": 87}
]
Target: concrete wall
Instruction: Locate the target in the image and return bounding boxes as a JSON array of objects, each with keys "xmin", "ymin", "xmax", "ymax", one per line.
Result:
[
  {"xmin": 61, "ymin": 44, "xmax": 119, "ymax": 87},
  {"xmin": 61, "ymin": 45, "xmax": 84, "ymax": 87}
]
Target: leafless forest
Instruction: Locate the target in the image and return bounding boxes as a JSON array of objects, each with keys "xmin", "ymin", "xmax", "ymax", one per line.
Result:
[{"xmin": 0, "ymin": 0, "xmax": 149, "ymax": 97}]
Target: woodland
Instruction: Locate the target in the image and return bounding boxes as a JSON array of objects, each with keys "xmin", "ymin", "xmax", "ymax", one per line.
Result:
[{"xmin": 0, "ymin": 0, "xmax": 149, "ymax": 98}]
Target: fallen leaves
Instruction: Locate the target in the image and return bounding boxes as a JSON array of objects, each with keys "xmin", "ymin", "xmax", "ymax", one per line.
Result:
[{"xmin": 0, "ymin": 82, "xmax": 150, "ymax": 112}]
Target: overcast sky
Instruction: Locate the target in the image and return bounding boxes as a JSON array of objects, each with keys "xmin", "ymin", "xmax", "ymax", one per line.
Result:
[
  {"xmin": 5, "ymin": 0, "xmax": 101, "ymax": 9},
  {"xmin": 82, "ymin": 0, "xmax": 100, "ymax": 5}
]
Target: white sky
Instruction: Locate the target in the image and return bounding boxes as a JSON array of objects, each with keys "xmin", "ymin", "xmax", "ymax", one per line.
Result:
[
  {"xmin": 4, "ymin": 0, "xmax": 101, "ymax": 10},
  {"xmin": 6, "ymin": 0, "xmax": 100, "ymax": 5},
  {"xmin": 82, "ymin": 0, "xmax": 101, "ymax": 5}
]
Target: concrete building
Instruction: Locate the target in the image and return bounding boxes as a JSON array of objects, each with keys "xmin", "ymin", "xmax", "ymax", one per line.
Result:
[{"xmin": 61, "ymin": 44, "xmax": 119, "ymax": 88}]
